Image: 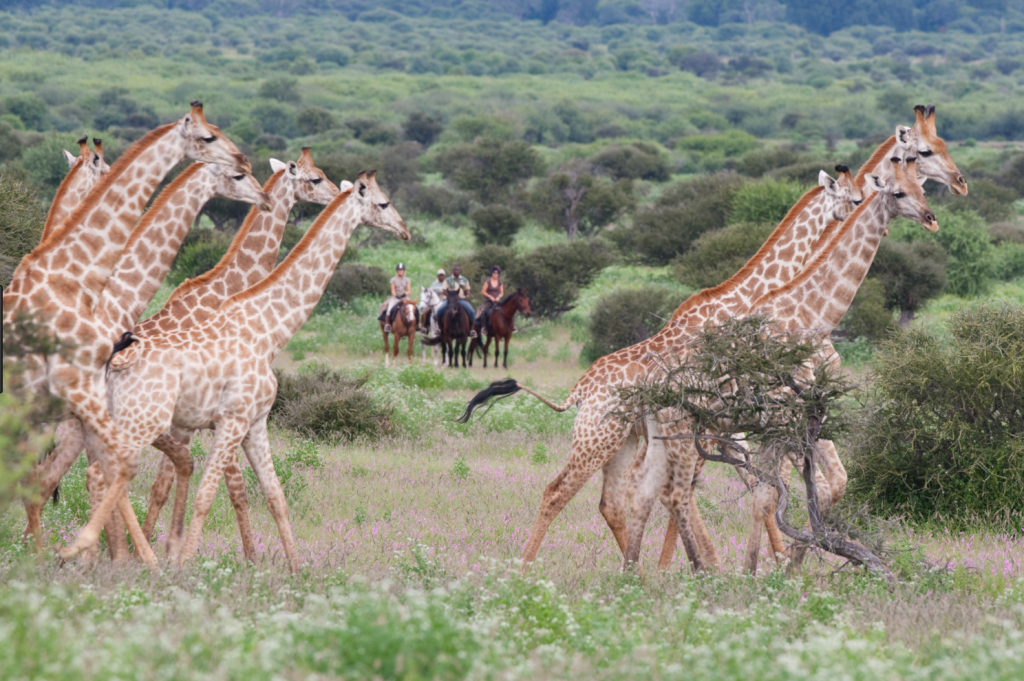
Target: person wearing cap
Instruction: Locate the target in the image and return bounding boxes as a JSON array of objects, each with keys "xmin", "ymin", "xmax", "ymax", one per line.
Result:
[
  {"xmin": 428, "ymin": 268, "xmax": 447, "ymax": 296},
  {"xmin": 436, "ymin": 264, "xmax": 477, "ymax": 337},
  {"xmin": 379, "ymin": 263, "xmax": 412, "ymax": 332}
]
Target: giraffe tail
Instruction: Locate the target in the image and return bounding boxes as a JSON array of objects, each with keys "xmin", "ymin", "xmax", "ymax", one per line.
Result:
[{"xmin": 457, "ymin": 379, "xmax": 570, "ymax": 423}]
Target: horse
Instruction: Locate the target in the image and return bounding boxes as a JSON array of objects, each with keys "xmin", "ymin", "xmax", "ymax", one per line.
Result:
[
  {"xmin": 423, "ymin": 289, "xmax": 471, "ymax": 368},
  {"xmin": 417, "ymin": 286, "xmax": 444, "ymax": 366},
  {"xmin": 380, "ymin": 298, "xmax": 418, "ymax": 367},
  {"xmin": 470, "ymin": 288, "xmax": 532, "ymax": 369}
]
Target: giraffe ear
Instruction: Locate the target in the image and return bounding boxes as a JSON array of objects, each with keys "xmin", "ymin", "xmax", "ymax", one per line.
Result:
[
  {"xmin": 63, "ymin": 149, "xmax": 77, "ymax": 168},
  {"xmin": 818, "ymin": 170, "xmax": 836, "ymax": 191},
  {"xmin": 869, "ymin": 174, "xmax": 887, "ymax": 191},
  {"xmin": 895, "ymin": 125, "xmax": 913, "ymax": 148},
  {"xmin": 287, "ymin": 161, "xmax": 298, "ymax": 175},
  {"xmin": 268, "ymin": 158, "xmax": 287, "ymax": 173},
  {"xmin": 339, "ymin": 180, "xmax": 354, "ymax": 191}
]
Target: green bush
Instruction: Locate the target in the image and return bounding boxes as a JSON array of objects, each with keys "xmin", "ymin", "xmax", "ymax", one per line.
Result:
[
  {"xmin": 675, "ymin": 130, "xmax": 758, "ymax": 157},
  {"xmin": 394, "ymin": 183, "xmax": 471, "ymax": 218},
  {"xmin": 320, "ymin": 263, "xmax": 389, "ymax": 309},
  {"xmin": 0, "ymin": 120, "xmax": 24, "ymax": 163},
  {"xmin": 848, "ymin": 305, "xmax": 1024, "ymax": 525},
  {"xmin": 934, "ymin": 178, "xmax": 1018, "ymax": 223},
  {"xmin": 589, "ymin": 143, "xmax": 670, "ymax": 181},
  {"xmin": 671, "ymin": 221, "xmax": 775, "ymax": 289},
  {"xmin": 731, "ymin": 146, "xmax": 806, "ymax": 177},
  {"xmin": 166, "ymin": 229, "xmax": 235, "ymax": 287},
  {"xmin": 507, "ymin": 240, "xmax": 614, "ymax": 317},
  {"xmin": 271, "ymin": 365, "xmax": 393, "ymax": 442},
  {"xmin": 730, "ymin": 179, "xmax": 808, "ymax": 225},
  {"xmin": 3, "ymin": 92, "xmax": 48, "ymax": 130},
  {"xmin": 0, "ymin": 175, "xmax": 46, "ymax": 288},
  {"xmin": 252, "ymin": 101, "xmax": 298, "ymax": 138},
  {"xmin": 526, "ymin": 166, "xmax": 635, "ymax": 239},
  {"xmin": 403, "ymin": 112, "xmax": 444, "ymax": 147},
  {"xmin": 258, "ymin": 76, "xmax": 300, "ymax": 103},
  {"xmin": 471, "ymin": 205, "xmax": 523, "ymax": 246},
  {"xmin": 20, "ymin": 133, "xmax": 82, "ymax": 200},
  {"xmin": 581, "ymin": 286, "xmax": 674, "ymax": 363},
  {"xmin": 868, "ymin": 240, "xmax": 947, "ymax": 326},
  {"xmin": 888, "ymin": 207, "xmax": 995, "ymax": 298},
  {"xmin": 434, "ymin": 138, "xmax": 543, "ymax": 203},
  {"xmin": 612, "ymin": 172, "xmax": 746, "ymax": 265},
  {"xmin": 296, "ymin": 106, "xmax": 337, "ymax": 135},
  {"xmin": 838, "ymin": 277, "xmax": 894, "ymax": 341}
]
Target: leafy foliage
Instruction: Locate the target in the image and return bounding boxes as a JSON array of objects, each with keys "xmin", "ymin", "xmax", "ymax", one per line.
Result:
[
  {"xmin": 435, "ymin": 138, "xmax": 543, "ymax": 203},
  {"xmin": 526, "ymin": 164, "xmax": 635, "ymax": 239},
  {"xmin": 839, "ymin": 277, "xmax": 895, "ymax": 341},
  {"xmin": 166, "ymin": 229, "xmax": 234, "ymax": 287},
  {"xmin": 581, "ymin": 286, "xmax": 674, "ymax": 363},
  {"xmin": 589, "ymin": 143, "xmax": 670, "ymax": 181},
  {"xmin": 730, "ymin": 179, "xmax": 808, "ymax": 226},
  {"xmin": 0, "ymin": 175, "xmax": 45, "ymax": 288},
  {"xmin": 869, "ymin": 240, "xmax": 948, "ymax": 326},
  {"xmin": 470, "ymin": 204, "xmax": 523, "ymax": 247},
  {"xmin": 848, "ymin": 306, "xmax": 1024, "ymax": 525},
  {"xmin": 272, "ymin": 364, "xmax": 393, "ymax": 442},
  {"xmin": 320, "ymin": 263, "xmax": 389, "ymax": 310},
  {"xmin": 671, "ymin": 221, "xmax": 775, "ymax": 290},
  {"xmin": 506, "ymin": 239, "xmax": 615, "ymax": 317}
]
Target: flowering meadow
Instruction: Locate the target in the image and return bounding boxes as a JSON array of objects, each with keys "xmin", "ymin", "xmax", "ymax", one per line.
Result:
[{"xmin": 6, "ymin": 355, "xmax": 1024, "ymax": 679}]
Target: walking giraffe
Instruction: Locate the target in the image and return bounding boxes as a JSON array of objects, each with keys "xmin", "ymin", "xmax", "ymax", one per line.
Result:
[
  {"xmin": 95, "ymin": 172, "xmax": 407, "ymax": 571},
  {"xmin": 23, "ymin": 161, "xmax": 271, "ymax": 558},
  {"xmin": 460, "ymin": 109, "xmax": 966, "ymax": 573},
  {"xmin": 4, "ymin": 103, "xmax": 251, "ymax": 567},
  {"xmin": 631, "ymin": 158, "xmax": 937, "ymax": 572}
]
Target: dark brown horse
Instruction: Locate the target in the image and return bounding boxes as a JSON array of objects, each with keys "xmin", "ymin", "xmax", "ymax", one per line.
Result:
[
  {"xmin": 380, "ymin": 298, "xmax": 418, "ymax": 367},
  {"xmin": 470, "ymin": 288, "xmax": 532, "ymax": 369},
  {"xmin": 423, "ymin": 289, "xmax": 471, "ymax": 368}
]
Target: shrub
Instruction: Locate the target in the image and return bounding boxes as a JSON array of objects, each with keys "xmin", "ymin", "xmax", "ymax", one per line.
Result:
[
  {"xmin": 731, "ymin": 146, "xmax": 805, "ymax": 177},
  {"xmin": 258, "ymin": 76, "xmax": 300, "ymax": 103},
  {"xmin": 869, "ymin": 240, "xmax": 947, "ymax": 326},
  {"xmin": 320, "ymin": 263, "xmax": 389, "ymax": 309},
  {"xmin": 589, "ymin": 143, "xmax": 670, "ymax": 181},
  {"xmin": 271, "ymin": 365, "xmax": 393, "ymax": 441},
  {"xmin": 317, "ymin": 143, "xmax": 421, "ymax": 194},
  {"xmin": 507, "ymin": 239, "xmax": 615, "ymax": 317},
  {"xmin": 581, "ymin": 286, "xmax": 674, "ymax": 363},
  {"xmin": 252, "ymin": 101, "xmax": 298, "ymax": 137},
  {"xmin": 20, "ymin": 133, "xmax": 82, "ymax": 199},
  {"xmin": 3, "ymin": 92, "xmax": 48, "ymax": 130},
  {"xmin": 471, "ymin": 205, "xmax": 523, "ymax": 247},
  {"xmin": 730, "ymin": 179, "xmax": 808, "ymax": 226},
  {"xmin": 848, "ymin": 306, "xmax": 1024, "ymax": 525},
  {"xmin": 675, "ymin": 130, "xmax": 758, "ymax": 157},
  {"xmin": 394, "ymin": 184, "xmax": 471, "ymax": 218},
  {"xmin": 768, "ymin": 162, "xmax": 830, "ymax": 185},
  {"xmin": 526, "ymin": 165, "xmax": 635, "ymax": 239},
  {"xmin": 0, "ymin": 120, "xmax": 23, "ymax": 162},
  {"xmin": 458, "ymin": 244, "xmax": 519, "ymax": 292},
  {"xmin": 612, "ymin": 172, "xmax": 746, "ymax": 265},
  {"xmin": 434, "ymin": 138, "xmax": 543, "ymax": 203},
  {"xmin": 934, "ymin": 178, "xmax": 1018, "ymax": 223},
  {"xmin": 671, "ymin": 221, "xmax": 775, "ymax": 289},
  {"xmin": 678, "ymin": 51, "xmax": 720, "ymax": 78},
  {"xmin": 166, "ymin": 229, "xmax": 234, "ymax": 287},
  {"xmin": 345, "ymin": 118, "xmax": 400, "ymax": 146},
  {"xmin": 0, "ymin": 175, "xmax": 45, "ymax": 288},
  {"xmin": 888, "ymin": 207, "xmax": 995, "ymax": 298},
  {"xmin": 403, "ymin": 112, "xmax": 444, "ymax": 147},
  {"xmin": 838, "ymin": 277, "xmax": 894, "ymax": 341},
  {"xmin": 296, "ymin": 106, "xmax": 337, "ymax": 135}
]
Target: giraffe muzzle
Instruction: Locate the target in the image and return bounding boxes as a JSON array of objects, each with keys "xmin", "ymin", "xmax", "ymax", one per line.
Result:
[
  {"xmin": 923, "ymin": 212, "xmax": 939, "ymax": 232},
  {"xmin": 952, "ymin": 175, "xmax": 968, "ymax": 195}
]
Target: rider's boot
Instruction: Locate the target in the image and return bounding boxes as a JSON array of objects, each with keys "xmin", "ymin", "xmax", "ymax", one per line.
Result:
[{"xmin": 384, "ymin": 324, "xmax": 392, "ymax": 332}]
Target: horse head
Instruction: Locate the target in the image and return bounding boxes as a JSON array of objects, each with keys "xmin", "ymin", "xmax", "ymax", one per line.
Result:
[{"xmin": 516, "ymin": 288, "xmax": 533, "ymax": 317}]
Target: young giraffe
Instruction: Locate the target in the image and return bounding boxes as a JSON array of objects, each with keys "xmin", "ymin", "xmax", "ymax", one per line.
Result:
[
  {"xmin": 95, "ymin": 172, "xmax": 408, "ymax": 571},
  {"xmin": 640, "ymin": 158, "xmax": 937, "ymax": 572},
  {"xmin": 461, "ymin": 114, "xmax": 966, "ymax": 572},
  {"xmin": 22, "ymin": 161, "xmax": 271, "ymax": 556},
  {"xmin": 114, "ymin": 149, "xmax": 339, "ymax": 558},
  {"xmin": 4, "ymin": 103, "xmax": 251, "ymax": 567},
  {"xmin": 649, "ymin": 104, "xmax": 970, "ymax": 574},
  {"xmin": 41, "ymin": 137, "xmax": 110, "ymax": 242}
]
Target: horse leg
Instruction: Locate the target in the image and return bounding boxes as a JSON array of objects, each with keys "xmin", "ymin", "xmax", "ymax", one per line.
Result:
[
  {"xmin": 502, "ymin": 333, "xmax": 509, "ymax": 369},
  {"xmin": 382, "ymin": 326, "xmax": 390, "ymax": 368},
  {"xmin": 407, "ymin": 331, "xmax": 414, "ymax": 364}
]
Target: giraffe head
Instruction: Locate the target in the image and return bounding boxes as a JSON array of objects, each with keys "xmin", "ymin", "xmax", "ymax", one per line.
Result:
[
  {"xmin": 894, "ymin": 104, "xmax": 967, "ymax": 195},
  {"xmin": 62, "ymin": 136, "xmax": 110, "ymax": 177},
  {"xmin": 868, "ymin": 157, "xmax": 938, "ymax": 232},
  {"xmin": 353, "ymin": 170, "xmax": 410, "ymax": 240},
  {"xmin": 268, "ymin": 146, "xmax": 339, "ymax": 205},
  {"xmin": 176, "ymin": 101, "xmax": 252, "ymax": 174},
  {"xmin": 202, "ymin": 162, "xmax": 272, "ymax": 211},
  {"xmin": 818, "ymin": 164, "xmax": 864, "ymax": 221}
]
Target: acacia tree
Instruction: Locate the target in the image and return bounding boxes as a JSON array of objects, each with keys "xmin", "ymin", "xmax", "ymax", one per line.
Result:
[
  {"xmin": 527, "ymin": 161, "xmax": 635, "ymax": 239},
  {"xmin": 621, "ymin": 315, "xmax": 893, "ymax": 578}
]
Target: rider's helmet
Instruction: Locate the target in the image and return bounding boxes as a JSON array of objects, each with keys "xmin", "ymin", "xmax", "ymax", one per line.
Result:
[
  {"xmin": 491, "ymin": 265, "xmax": 502, "ymax": 275},
  {"xmin": 396, "ymin": 263, "xmax": 405, "ymax": 272}
]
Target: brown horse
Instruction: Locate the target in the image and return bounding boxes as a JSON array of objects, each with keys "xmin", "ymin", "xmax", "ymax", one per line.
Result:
[
  {"xmin": 424, "ymin": 288, "xmax": 471, "ymax": 368},
  {"xmin": 381, "ymin": 298, "xmax": 418, "ymax": 366},
  {"xmin": 470, "ymin": 288, "xmax": 532, "ymax": 369}
]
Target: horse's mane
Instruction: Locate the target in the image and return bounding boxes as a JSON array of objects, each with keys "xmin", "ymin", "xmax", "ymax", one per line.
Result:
[{"xmin": 497, "ymin": 290, "xmax": 519, "ymax": 306}]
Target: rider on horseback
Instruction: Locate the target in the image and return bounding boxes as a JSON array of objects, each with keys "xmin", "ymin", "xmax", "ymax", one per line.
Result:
[
  {"xmin": 379, "ymin": 263, "xmax": 411, "ymax": 333},
  {"xmin": 435, "ymin": 264, "xmax": 477, "ymax": 338},
  {"xmin": 479, "ymin": 266, "xmax": 504, "ymax": 332}
]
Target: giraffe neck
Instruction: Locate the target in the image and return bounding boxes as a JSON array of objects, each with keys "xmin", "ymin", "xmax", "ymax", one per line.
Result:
[
  {"xmin": 856, "ymin": 136, "xmax": 898, "ymax": 192},
  {"xmin": 136, "ymin": 171, "xmax": 292, "ymax": 336},
  {"xmin": 41, "ymin": 159, "xmax": 88, "ymax": 242},
  {"xmin": 753, "ymin": 194, "xmax": 890, "ymax": 335},
  {"xmin": 14, "ymin": 124, "xmax": 185, "ymax": 308},
  {"xmin": 218, "ymin": 189, "xmax": 358, "ymax": 359},
  {"xmin": 95, "ymin": 164, "xmax": 218, "ymax": 333}
]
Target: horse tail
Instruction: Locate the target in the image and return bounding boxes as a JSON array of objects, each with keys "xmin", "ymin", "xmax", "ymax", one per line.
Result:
[
  {"xmin": 457, "ymin": 378, "xmax": 572, "ymax": 423},
  {"xmin": 423, "ymin": 335, "xmax": 445, "ymax": 346}
]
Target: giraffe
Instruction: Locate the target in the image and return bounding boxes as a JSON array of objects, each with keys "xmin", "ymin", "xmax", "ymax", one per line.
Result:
[
  {"xmin": 90, "ymin": 172, "xmax": 408, "ymax": 571},
  {"xmin": 4, "ymin": 102, "xmax": 251, "ymax": 567},
  {"xmin": 22, "ymin": 161, "xmax": 271, "ymax": 555},
  {"xmin": 41, "ymin": 137, "xmax": 110, "ymax": 242},
  {"xmin": 638, "ymin": 157, "xmax": 937, "ymax": 573},
  {"xmin": 112, "ymin": 148, "xmax": 340, "ymax": 557},
  {"xmin": 459, "ymin": 113, "xmax": 966, "ymax": 573}
]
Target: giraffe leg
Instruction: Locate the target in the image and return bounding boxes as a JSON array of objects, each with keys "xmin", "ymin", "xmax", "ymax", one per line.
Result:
[
  {"xmin": 816, "ymin": 439, "xmax": 847, "ymax": 507},
  {"xmin": 142, "ymin": 455, "xmax": 177, "ymax": 546},
  {"xmin": 659, "ymin": 443, "xmax": 706, "ymax": 573},
  {"xmin": 600, "ymin": 428, "xmax": 639, "ymax": 560},
  {"xmin": 685, "ymin": 456, "xmax": 720, "ymax": 570},
  {"xmin": 23, "ymin": 416, "xmax": 84, "ymax": 549},
  {"xmin": 151, "ymin": 430, "xmax": 197, "ymax": 558},
  {"xmin": 242, "ymin": 419, "xmax": 299, "ymax": 573},
  {"xmin": 222, "ymin": 455, "xmax": 256, "ymax": 563},
  {"xmin": 624, "ymin": 419, "xmax": 668, "ymax": 568},
  {"xmin": 656, "ymin": 516, "xmax": 679, "ymax": 571},
  {"xmin": 84, "ymin": 457, "xmax": 129, "ymax": 562},
  {"xmin": 177, "ymin": 419, "xmax": 249, "ymax": 567}
]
